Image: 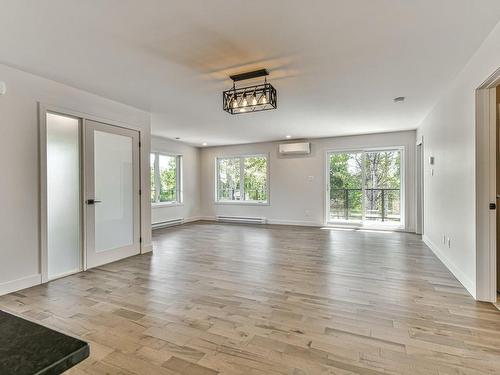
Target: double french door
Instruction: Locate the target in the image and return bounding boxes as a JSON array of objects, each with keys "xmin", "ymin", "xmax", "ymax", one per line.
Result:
[
  {"xmin": 326, "ymin": 149, "xmax": 403, "ymax": 227},
  {"xmin": 45, "ymin": 113, "xmax": 140, "ymax": 280}
]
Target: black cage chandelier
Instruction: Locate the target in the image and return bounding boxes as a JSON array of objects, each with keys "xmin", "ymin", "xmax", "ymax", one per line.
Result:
[{"xmin": 223, "ymin": 69, "xmax": 277, "ymax": 114}]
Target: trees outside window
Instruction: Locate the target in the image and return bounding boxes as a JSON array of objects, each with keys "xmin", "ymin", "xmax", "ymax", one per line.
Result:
[
  {"xmin": 329, "ymin": 149, "xmax": 402, "ymax": 223},
  {"xmin": 150, "ymin": 153, "xmax": 182, "ymax": 204},
  {"xmin": 217, "ymin": 155, "xmax": 268, "ymax": 203}
]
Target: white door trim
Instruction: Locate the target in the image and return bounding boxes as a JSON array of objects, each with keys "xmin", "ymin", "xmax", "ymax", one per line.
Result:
[
  {"xmin": 475, "ymin": 67, "xmax": 500, "ymax": 302},
  {"xmin": 38, "ymin": 103, "xmax": 144, "ymax": 282},
  {"xmin": 324, "ymin": 146, "xmax": 406, "ymax": 230}
]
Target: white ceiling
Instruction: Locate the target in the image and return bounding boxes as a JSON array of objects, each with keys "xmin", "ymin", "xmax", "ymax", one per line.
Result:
[{"xmin": 1, "ymin": 0, "xmax": 500, "ymax": 146}]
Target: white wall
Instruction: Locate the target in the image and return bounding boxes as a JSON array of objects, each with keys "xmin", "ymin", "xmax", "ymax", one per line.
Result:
[
  {"xmin": 200, "ymin": 131, "xmax": 416, "ymax": 231},
  {"xmin": 151, "ymin": 134, "xmax": 201, "ymax": 223},
  {"xmin": 416, "ymin": 22, "xmax": 500, "ymax": 299},
  {"xmin": 0, "ymin": 63, "xmax": 152, "ymax": 295}
]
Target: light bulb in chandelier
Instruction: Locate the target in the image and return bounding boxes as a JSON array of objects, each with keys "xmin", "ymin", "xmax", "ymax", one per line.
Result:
[
  {"xmin": 241, "ymin": 95, "xmax": 248, "ymax": 107},
  {"xmin": 239, "ymin": 107, "xmax": 246, "ymax": 113},
  {"xmin": 259, "ymin": 92, "xmax": 267, "ymax": 104},
  {"xmin": 250, "ymin": 95, "xmax": 257, "ymax": 106},
  {"xmin": 231, "ymin": 96, "xmax": 238, "ymax": 109}
]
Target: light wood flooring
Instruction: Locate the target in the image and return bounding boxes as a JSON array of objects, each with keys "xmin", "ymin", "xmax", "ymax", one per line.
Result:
[{"xmin": 1, "ymin": 222, "xmax": 500, "ymax": 374}]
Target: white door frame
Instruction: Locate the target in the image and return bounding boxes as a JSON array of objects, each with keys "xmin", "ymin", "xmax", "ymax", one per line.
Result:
[
  {"xmin": 324, "ymin": 146, "xmax": 406, "ymax": 229},
  {"xmin": 476, "ymin": 68, "xmax": 500, "ymax": 302},
  {"xmin": 38, "ymin": 103, "xmax": 144, "ymax": 282},
  {"xmin": 416, "ymin": 136, "xmax": 424, "ymax": 235}
]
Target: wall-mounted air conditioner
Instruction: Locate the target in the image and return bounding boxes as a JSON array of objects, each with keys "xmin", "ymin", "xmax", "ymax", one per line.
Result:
[{"xmin": 278, "ymin": 142, "xmax": 311, "ymax": 155}]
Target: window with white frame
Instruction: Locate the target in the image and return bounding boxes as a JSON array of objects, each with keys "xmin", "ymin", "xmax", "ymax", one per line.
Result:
[
  {"xmin": 216, "ymin": 155, "xmax": 268, "ymax": 203},
  {"xmin": 150, "ymin": 153, "xmax": 182, "ymax": 204}
]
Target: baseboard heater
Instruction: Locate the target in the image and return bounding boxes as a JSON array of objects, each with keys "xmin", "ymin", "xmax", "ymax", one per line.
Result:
[
  {"xmin": 152, "ymin": 218, "xmax": 184, "ymax": 229},
  {"xmin": 216, "ymin": 215, "xmax": 266, "ymax": 224}
]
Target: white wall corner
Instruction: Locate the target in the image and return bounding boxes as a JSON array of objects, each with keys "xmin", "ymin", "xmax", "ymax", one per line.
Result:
[
  {"xmin": 0, "ymin": 274, "xmax": 41, "ymax": 297},
  {"xmin": 422, "ymin": 235, "xmax": 476, "ymax": 299}
]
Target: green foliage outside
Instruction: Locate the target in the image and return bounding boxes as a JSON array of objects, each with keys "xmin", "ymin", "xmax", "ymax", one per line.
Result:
[
  {"xmin": 150, "ymin": 154, "xmax": 178, "ymax": 203},
  {"xmin": 244, "ymin": 157, "xmax": 267, "ymax": 201},
  {"xmin": 218, "ymin": 158, "xmax": 241, "ymax": 200},
  {"xmin": 159, "ymin": 155, "xmax": 177, "ymax": 202},
  {"xmin": 329, "ymin": 151, "xmax": 401, "ymax": 221},
  {"xmin": 218, "ymin": 156, "xmax": 267, "ymax": 201}
]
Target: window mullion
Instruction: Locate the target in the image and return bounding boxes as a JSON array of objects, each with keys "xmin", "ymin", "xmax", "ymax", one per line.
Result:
[
  {"xmin": 176, "ymin": 155, "xmax": 181, "ymax": 203},
  {"xmin": 240, "ymin": 157, "xmax": 245, "ymax": 201},
  {"xmin": 361, "ymin": 151, "xmax": 366, "ymax": 223},
  {"xmin": 154, "ymin": 153, "xmax": 160, "ymax": 203}
]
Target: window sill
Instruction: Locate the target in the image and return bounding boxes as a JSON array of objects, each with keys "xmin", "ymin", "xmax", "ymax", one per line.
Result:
[
  {"xmin": 152, "ymin": 202, "xmax": 183, "ymax": 208},
  {"xmin": 214, "ymin": 201, "xmax": 269, "ymax": 206}
]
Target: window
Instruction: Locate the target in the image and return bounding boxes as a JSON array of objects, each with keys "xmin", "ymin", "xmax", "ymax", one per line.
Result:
[
  {"xmin": 216, "ymin": 155, "xmax": 268, "ymax": 203},
  {"xmin": 150, "ymin": 153, "xmax": 182, "ymax": 204}
]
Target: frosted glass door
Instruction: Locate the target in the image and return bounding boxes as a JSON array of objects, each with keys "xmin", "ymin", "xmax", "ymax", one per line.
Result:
[
  {"xmin": 85, "ymin": 120, "xmax": 140, "ymax": 268},
  {"xmin": 46, "ymin": 113, "xmax": 82, "ymax": 279}
]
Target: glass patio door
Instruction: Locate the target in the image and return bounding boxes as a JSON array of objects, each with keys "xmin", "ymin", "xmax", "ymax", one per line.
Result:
[
  {"xmin": 327, "ymin": 149, "xmax": 402, "ymax": 226},
  {"xmin": 328, "ymin": 152, "xmax": 364, "ymax": 222}
]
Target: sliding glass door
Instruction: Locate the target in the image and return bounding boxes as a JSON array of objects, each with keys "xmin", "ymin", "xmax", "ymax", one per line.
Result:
[
  {"xmin": 328, "ymin": 152, "xmax": 363, "ymax": 222},
  {"xmin": 327, "ymin": 149, "xmax": 403, "ymax": 227}
]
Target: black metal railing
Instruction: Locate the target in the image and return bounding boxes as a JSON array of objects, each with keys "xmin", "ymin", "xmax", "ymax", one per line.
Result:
[
  {"xmin": 218, "ymin": 188, "xmax": 267, "ymax": 201},
  {"xmin": 158, "ymin": 188, "xmax": 176, "ymax": 203},
  {"xmin": 330, "ymin": 188, "xmax": 400, "ymax": 222}
]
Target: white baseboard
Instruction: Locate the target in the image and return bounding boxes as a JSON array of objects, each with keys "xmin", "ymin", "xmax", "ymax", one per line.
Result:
[
  {"xmin": 194, "ymin": 216, "xmax": 216, "ymax": 222},
  {"xmin": 142, "ymin": 243, "xmax": 153, "ymax": 254},
  {"xmin": 0, "ymin": 274, "xmax": 41, "ymax": 296},
  {"xmin": 192, "ymin": 216, "xmax": 322, "ymax": 227},
  {"xmin": 267, "ymin": 219, "xmax": 322, "ymax": 227},
  {"xmin": 184, "ymin": 216, "xmax": 210, "ymax": 223},
  {"xmin": 422, "ymin": 235, "xmax": 476, "ymax": 299}
]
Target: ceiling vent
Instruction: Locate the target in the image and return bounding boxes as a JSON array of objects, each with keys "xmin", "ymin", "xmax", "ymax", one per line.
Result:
[{"xmin": 278, "ymin": 142, "xmax": 311, "ymax": 155}]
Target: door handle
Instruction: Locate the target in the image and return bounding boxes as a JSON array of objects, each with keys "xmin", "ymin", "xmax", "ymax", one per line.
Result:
[{"xmin": 86, "ymin": 199, "xmax": 102, "ymax": 205}]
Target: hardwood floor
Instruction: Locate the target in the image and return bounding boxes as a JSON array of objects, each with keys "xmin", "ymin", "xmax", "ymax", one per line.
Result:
[{"xmin": 1, "ymin": 222, "xmax": 500, "ymax": 374}]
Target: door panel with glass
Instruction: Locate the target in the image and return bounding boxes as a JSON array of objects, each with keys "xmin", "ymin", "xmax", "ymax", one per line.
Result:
[
  {"xmin": 85, "ymin": 120, "xmax": 140, "ymax": 268},
  {"xmin": 327, "ymin": 149, "xmax": 403, "ymax": 227},
  {"xmin": 46, "ymin": 112, "xmax": 82, "ymax": 279},
  {"xmin": 328, "ymin": 152, "xmax": 363, "ymax": 222}
]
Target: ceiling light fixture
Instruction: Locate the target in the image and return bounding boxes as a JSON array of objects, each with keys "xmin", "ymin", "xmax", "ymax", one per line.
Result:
[
  {"xmin": 202, "ymin": 142, "xmax": 208, "ymax": 146},
  {"xmin": 285, "ymin": 135, "xmax": 291, "ymax": 139},
  {"xmin": 223, "ymin": 69, "xmax": 277, "ymax": 115}
]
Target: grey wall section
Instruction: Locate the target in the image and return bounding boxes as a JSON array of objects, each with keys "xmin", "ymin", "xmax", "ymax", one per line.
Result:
[
  {"xmin": 416, "ymin": 22, "xmax": 500, "ymax": 299},
  {"xmin": 200, "ymin": 131, "xmax": 416, "ymax": 231},
  {"xmin": 150, "ymin": 134, "xmax": 201, "ymax": 223},
  {"xmin": 0, "ymin": 63, "xmax": 152, "ymax": 295}
]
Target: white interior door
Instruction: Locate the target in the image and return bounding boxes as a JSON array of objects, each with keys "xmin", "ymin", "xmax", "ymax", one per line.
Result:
[{"xmin": 85, "ymin": 120, "xmax": 140, "ymax": 268}]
